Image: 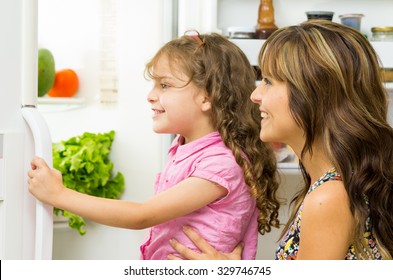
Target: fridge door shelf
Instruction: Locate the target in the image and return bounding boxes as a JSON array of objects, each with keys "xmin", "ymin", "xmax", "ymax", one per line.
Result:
[{"xmin": 53, "ymin": 214, "xmax": 71, "ymax": 231}]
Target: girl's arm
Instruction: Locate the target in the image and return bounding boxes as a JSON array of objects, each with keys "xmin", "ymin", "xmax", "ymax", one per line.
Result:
[
  {"xmin": 28, "ymin": 156, "xmax": 227, "ymax": 230},
  {"xmin": 296, "ymin": 180, "xmax": 354, "ymax": 259}
]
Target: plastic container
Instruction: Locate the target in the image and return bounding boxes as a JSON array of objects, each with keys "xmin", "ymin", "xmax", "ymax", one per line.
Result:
[
  {"xmin": 227, "ymin": 27, "xmax": 256, "ymax": 39},
  {"xmin": 339, "ymin": 14, "xmax": 364, "ymax": 31},
  {"xmin": 371, "ymin": 27, "xmax": 393, "ymax": 41},
  {"xmin": 306, "ymin": 11, "xmax": 334, "ymax": 21}
]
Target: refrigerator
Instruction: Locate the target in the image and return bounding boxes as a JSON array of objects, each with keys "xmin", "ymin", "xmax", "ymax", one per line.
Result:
[
  {"xmin": 0, "ymin": 0, "xmax": 53, "ymax": 259},
  {"xmin": 0, "ymin": 0, "xmax": 171, "ymax": 260},
  {"xmin": 34, "ymin": 0, "xmax": 172, "ymax": 260}
]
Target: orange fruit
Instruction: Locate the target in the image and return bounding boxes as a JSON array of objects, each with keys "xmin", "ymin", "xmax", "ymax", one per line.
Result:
[{"xmin": 48, "ymin": 69, "xmax": 79, "ymax": 97}]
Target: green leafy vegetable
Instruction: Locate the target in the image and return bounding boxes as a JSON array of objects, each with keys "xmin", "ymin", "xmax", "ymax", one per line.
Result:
[{"xmin": 52, "ymin": 130, "xmax": 125, "ymax": 235}]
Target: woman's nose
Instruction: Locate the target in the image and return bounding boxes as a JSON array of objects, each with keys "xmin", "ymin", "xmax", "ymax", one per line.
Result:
[{"xmin": 250, "ymin": 86, "xmax": 262, "ymax": 104}]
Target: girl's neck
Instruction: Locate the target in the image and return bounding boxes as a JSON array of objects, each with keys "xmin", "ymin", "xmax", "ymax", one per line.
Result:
[{"xmin": 181, "ymin": 127, "xmax": 216, "ymax": 145}]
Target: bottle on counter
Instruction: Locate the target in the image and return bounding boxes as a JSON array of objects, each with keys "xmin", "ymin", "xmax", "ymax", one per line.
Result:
[{"xmin": 256, "ymin": 0, "xmax": 278, "ymax": 39}]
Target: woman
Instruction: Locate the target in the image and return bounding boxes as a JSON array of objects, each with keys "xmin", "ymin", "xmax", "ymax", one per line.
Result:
[{"xmin": 168, "ymin": 20, "xmax": 393, "ymax": 260}]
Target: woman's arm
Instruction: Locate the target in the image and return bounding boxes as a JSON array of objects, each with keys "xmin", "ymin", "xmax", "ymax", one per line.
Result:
[
  {"xmin": 168, "ymin": 226, "xmax": 243, "ymax": 260},
  {"xmin": 28, "ymin": 156, "xmax": 228, "ymax": 230}
]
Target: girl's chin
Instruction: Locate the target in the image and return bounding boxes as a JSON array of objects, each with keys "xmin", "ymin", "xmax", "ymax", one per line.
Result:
[
  {"xmin": 152, "ymin": 126, "xmax": 172, "ymax": 135},
  {"xmin": 259, "ymin": 133, "xmax": 269, "ymax": 142}
]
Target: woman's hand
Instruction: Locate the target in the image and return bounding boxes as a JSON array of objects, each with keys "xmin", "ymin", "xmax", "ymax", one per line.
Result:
[
  {"xmin": 27, "ymin": 156, "xmax": 65, "ymax": 206},
  {"xmin": 168, "ymin": 226, "xmax": 243, "ymax": 260}
]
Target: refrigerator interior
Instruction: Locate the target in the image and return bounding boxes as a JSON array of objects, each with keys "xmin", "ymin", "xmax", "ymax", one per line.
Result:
[{"xmin": 37, "ymin": 0, "xmax": 171, "ymax": 259}]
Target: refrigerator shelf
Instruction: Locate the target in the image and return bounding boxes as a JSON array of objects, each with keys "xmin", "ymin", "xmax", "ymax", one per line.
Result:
[
  {"xmin": 278, "ymin": 162, "xmax": 300, "ymax": 175},
  {"xmin": 38, "ymin": 97, "xmax": 85, "ymax": 105},
  {"xmin": 37, "ymin": 97, "xmax": 86, "ymax": 112},
  {"xmin": 385, "ymin": 82, "xmax": 393, "ymax": 90}
]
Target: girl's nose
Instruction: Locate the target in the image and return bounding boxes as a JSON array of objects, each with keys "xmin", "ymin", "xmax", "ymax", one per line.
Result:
[{"xmin": 147, "ymin": 88, "xmax": 157, "ymax": 103}]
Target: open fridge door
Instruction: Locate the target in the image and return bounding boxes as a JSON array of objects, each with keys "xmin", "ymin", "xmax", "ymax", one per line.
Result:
[{"xmin": 20, "ymin": 0, "xmax": 53, "ymax": 260}]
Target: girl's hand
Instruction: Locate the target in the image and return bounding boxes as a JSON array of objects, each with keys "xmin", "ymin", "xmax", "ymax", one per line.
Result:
[
  {"xmin": 168, "ymin": 226, "xmax": 243, "ymax": 260},
  {"xmin": 27, "ymin": 156, "xmax": 65, "ymax": 206}
]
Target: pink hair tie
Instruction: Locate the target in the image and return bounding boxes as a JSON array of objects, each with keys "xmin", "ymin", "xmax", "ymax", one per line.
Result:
[{"xmin": 185, "ymin": 30, "xmax": 203, "ymax": 46}]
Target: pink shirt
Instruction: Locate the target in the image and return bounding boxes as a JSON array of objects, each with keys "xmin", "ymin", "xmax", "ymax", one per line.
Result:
[{"xmin": 140, "ymin": 132, "xmax": 259, "ymax": 260}]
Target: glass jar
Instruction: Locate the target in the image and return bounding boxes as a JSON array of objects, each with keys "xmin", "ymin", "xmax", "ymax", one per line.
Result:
[{"xmin": 371, "ymin": 27, "xmax": 393, "ymax": 41}]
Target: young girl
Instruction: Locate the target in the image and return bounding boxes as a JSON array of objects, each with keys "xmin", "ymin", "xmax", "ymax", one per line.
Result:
[
  {"xmin": 28, "ymin": 32, "xmax": 280, "ymax": 260},
  {"xmin": 168, "ymin": 21, "xmax": 393, "ymax": 260}
]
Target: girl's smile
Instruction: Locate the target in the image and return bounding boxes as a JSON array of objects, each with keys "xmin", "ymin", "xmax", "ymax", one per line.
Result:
[{"xmin": 151, "ymin": 108, "xmax": 165, "ymax": 118}]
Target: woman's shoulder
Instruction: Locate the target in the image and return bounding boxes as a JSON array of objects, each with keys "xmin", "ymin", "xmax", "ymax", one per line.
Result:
[
  {"xmin": 302, "ymin": 180, "xmax": 353, "ymax": 228},
  {"xmin": 300, "ymin": 180, "xmax": 355, "ymax": 257},
  {"xmin": 304, "ymin": 180, "xmax": 348, "ymax": 211}
]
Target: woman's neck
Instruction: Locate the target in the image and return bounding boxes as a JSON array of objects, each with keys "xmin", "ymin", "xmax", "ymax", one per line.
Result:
[
  {"xmin": 291, "ymin": 141, "xmax": 335, "ymax": 183},
  {"xmin": 302, "ymin": 154, "xmax": 335, "ymax": 183}
]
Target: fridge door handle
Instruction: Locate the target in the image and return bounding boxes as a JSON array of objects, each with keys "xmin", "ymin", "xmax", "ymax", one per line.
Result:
[{"xmin": 22, "ymin": 106, "xmax": 53, "ymax": 260}]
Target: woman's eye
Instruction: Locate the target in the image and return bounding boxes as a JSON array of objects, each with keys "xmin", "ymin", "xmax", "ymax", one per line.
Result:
[{"xmin": 262, "ymin": 77, "xmax": 272, "ymax": 86}]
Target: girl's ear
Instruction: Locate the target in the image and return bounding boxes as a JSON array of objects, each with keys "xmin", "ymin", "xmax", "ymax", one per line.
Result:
[{"xmin": 201, "ymin": 95, "xmax": 211, "ymax": 112}]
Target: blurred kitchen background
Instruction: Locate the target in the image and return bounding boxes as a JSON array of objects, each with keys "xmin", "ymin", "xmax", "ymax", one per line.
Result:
[{"xmin": 37, "ymin": 0, "xmax": 393, "ymax": 259}]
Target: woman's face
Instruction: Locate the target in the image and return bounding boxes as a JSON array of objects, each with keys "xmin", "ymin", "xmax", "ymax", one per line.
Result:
[{"xmin": 250, "ymin": 76, "xmax": 303, "ymax": 148}]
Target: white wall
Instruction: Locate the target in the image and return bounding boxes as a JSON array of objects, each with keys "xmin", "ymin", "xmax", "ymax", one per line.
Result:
[{"xmin": 38, "ymin": 0, "xmax": 166, "ymax": 259}]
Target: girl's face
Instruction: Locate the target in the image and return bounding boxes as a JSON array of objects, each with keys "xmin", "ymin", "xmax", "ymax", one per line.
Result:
[
  {"xmin": 250, "ymin": 76, "xmax": 303, "ymax": 149},
  {"xmin": 147, "ymin": 56, "xmax": 213, "ymax": 143}
]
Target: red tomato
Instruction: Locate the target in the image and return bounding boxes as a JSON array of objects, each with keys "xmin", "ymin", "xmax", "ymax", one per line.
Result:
[{"xmin": 48, "ymin": 69, "xmax": 79, "ymax": 97}]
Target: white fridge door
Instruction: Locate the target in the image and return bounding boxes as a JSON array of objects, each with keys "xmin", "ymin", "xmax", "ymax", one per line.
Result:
[
  {"xmin": 0, "ymin": 0, "xmax": 53, "ymax": 259},
  {"xmin": 21, "ymin": 0, "xmax": 54, "ymax": 260},
  {"xmin": 22, "ymin": 108, "xmax": 54, "ymax": 260}
]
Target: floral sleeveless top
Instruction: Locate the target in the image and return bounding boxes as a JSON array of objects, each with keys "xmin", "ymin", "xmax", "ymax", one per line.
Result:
[{"xmin": 275, "ymin": 168, "xmax": 382, "ymax": 260}]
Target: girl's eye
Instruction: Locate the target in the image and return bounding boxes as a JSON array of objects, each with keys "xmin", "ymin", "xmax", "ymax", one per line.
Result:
[
  {"xmin": 262, "ymin": 77, "xmax": 272, "ymax": 86},
  {"xmin": 160, "ymin": 83, "xmax": 170, "ymax": 89}
]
